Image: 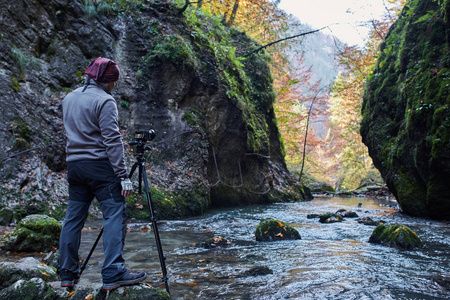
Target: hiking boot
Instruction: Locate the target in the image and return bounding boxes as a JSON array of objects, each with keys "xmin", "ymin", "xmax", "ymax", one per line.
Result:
[
  {"xmin": 60, "ymin": 270, "xmax": 80, "ymax": 288},
  {"xmin": 102, "ymin": 270, "xmax": 147, "ymax": 290}
]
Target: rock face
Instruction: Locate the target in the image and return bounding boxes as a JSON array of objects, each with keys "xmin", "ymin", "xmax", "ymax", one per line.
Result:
[
  {"xmin": 361, "ymin": 0, "xmax": 450, "ymax": 219},
  {"xmin": 0, "ymin": 0, "xmax": 310, "ymax": 220}
]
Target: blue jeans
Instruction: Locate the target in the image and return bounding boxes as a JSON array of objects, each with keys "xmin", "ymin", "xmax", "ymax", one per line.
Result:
[{"xmin": 59, "ymin": 159, "xmax": 128, "ymax": 283}]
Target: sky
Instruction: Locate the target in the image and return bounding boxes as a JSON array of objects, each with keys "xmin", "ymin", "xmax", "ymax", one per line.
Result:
[{"xmin": 278, "ymin": 0, "xmax": 388, "ymax": 46}]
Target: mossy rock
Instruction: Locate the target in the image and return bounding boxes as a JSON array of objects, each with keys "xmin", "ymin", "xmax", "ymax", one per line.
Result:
[
  {"xmin": 308, "ymin": 181, "xmax": 335, "ymax": 193},
  {"xmin": 198, "ymin": 236, "xmax": 230, "ymax": 249},
  {"xmin": 319, "ymin": 212, "xmax": 343, "ymax": 223},
  {"xmin": 0, "ymin": 278, "xmax": 59, "ymax": 300},
  {"xmin": 0, "ymin": 257, "xmax": 58, "ymax": 289},
  {"xmin": 254, "ymin": 218, "xmax": 301, "ymax": 242},
  {"xmin": 368, "ymin": 224, "xmax": 422, "ymax": 250},
  {"xmin": 100, "ymin": 284, "xmax": 170, "ymax": 300},
  {"xmin": 0, "ymin": 214, "xmax": 61, "ymax": 252}
]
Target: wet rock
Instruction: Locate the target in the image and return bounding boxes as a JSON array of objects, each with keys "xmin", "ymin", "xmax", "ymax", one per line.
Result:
[
  {"xmin": 242, "ymin": 266, "xmax": 273, "ymax": 277},
  {"xmin": 336, "ymin": 209, "xmax": 359, "ymax": 218},
  {"xmin": 319, "ymin": 213, "xmax": 343, "ymax": 223},
  {"xmin": 0, "ymin": 257, "xmax": 58, "ymax": 289},
  {"xmin": 199, "ymin": 236, "xmax": 230, "ymax": 249},
  {"xmin": 68, "ymin": 284, "xmax": 170, "ymax": 300},
  {"xmin": 0, "ymin": 214, "xmax": 61, "ymax": 252},
  {"xmin": 368, "ymin": 224, "xmax": 422, "ymax": 250},
  {"xmin": 254, "ymin": 218, "xmax": 301, "ymax": 241},
  {"xmin": 0, "ymin": 208, "xmax": 14, "ymax": 226},
  {"xmin": 307, "ymin": 214, "xmax": 320, "ymax": 219},
  {"xmin": 308, "ymin": 181, "xmax": 335, "ymax": 193},
  {"xmin": 356, "ymin": 217, "xmax": 383, "ymax": 226},
  {"xmin": 0, "ymin": 277, "xmax": 60, "ymax": 300},
  {"xmin": 42, "ymin": 249, "xmax": 60, "ymax": 269}
]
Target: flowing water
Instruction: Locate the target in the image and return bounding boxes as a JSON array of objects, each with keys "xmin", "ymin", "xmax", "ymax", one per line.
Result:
[
  {"xmin": 2, "ymin": 197, "xmax": 445, "ymax": 299},
  {"xmin": 73, "ymin": 196, "xmax": 450, "ymax": 299}
]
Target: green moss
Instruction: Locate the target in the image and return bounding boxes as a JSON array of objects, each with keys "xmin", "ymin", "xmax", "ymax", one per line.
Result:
[
  {"xmin": 254, "ymin": 218, "xmax": 301, "ymax": 242},
  {"xmin": 126, "ymin": 186, "xmax": 208, "ymax": 220},
  {"xmin": 182, "ymin": 107, "xmax": 205, "ymax": 128},
  {"xmin": 120, "ymin": 100, "xmax": 130, "ymax": 109},
  {"xmin": 10, "ymin": 76, "xmax": 21, "ymax": 92},
  {"xmin": 144, "ymin": 34, "xmax": 197, "ymax": 68},
  {"xmin": 361, "ymin": 0, "xmax": 450, "ymax": 219},
  {"xmin": 18, "ymin": 215, "xmax": 61, "ymax": 239},
  {"xmin": 11, "ymin": 137, "xmax": 30, "ymax": 151},
  {"xmin": 369, "ymin": 223, "xmax": 422, "ymax": 250}
]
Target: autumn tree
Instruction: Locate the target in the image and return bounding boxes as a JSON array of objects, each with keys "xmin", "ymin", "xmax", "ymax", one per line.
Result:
[{"xmin": 328, "ymin": 0, "xmax": 406, "ymax": 190}]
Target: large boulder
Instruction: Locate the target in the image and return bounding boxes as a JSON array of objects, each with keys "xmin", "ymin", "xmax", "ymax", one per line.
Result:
[
  {"xmin": 0, "ymin": 214, "xmax": 61, "ymax": 252},
  {"xmin": 368, "ymin": 224, "xmax": 422, "ymax": 250},
  {"xmin": 254, "ymin": 218, "xmax": 301, "ymax": 241},
  {"xmin": 0, "ymin": 257, "xmax": 58, "ymax": 289},
  {"xmin": 361, "ymin": 0, "xmax": 450, "ymax": 219}
]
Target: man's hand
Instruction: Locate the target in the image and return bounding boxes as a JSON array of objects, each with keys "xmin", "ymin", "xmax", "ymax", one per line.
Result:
[{"xmin": 121, "ymin": 178, "xmax": 133, "ymax": 198}]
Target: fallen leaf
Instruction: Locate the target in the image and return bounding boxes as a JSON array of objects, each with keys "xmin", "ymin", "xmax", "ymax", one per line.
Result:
[
  {"xmin": 68, "ymin": 291, "xmax": 75, "ymax": 297},
  {"xmin": 275, "ymin": 233, "xmax": 283, "ymax": 237},
  {"xmin": 264, "ymin": 231, "xmax": 268, "ymax": 234},
  {"xmin": 85, "ymin": 294, "xmax": 93, "ymax": 300},
  {"xmin": 40, "ymin": 262, "xmax": 47, "ymax": 266},
  {"xmin": 41, "ymin": 272, "xmax": 50, "ymax": 277},
  {"xmin": 187, "ymin": 282, "xmax": 199, "ymax": 287},
  {"xmin": 277, "ymin": 221, "xmax": 284, "ymax": 227}
]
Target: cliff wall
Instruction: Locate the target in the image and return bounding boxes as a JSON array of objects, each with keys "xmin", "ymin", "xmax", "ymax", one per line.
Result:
[
  {"xmin": 0, "ymin": 0, "xmax": 308, "ymax": 221},
  {"xmin": 361, "ymin": 0, "xmax": 450, "ymax": 219}
]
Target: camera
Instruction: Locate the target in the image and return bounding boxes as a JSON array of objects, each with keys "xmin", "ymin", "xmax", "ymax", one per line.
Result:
[{"xmin": 135, "ymin": 130, "xmax": 156, "ymax": 143}]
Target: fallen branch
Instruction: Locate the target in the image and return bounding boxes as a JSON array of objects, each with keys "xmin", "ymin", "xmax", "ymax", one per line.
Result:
[{"xmin": 244, "ymin": 26, "xmax": 329, "ymax": 57}]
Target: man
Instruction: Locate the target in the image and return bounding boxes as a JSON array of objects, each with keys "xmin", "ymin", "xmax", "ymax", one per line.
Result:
[{"xmin": 59, "ymin": 57, "xmax": 146, "ymax": 290}]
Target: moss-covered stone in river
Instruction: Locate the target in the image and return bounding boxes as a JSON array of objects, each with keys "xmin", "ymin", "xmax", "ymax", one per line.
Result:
[
  {"xmin": 254, "ymin": 218, "xmax": 301, "ymax": 242},
  {"xmin": 369, "ymin": 223, "xmax": 422, "ymax": 250},
  {"xmin": 0, "ymin": 278, "xmax": 59, "ymax": 300},
  {"xmin": 0, "ymin": 214, "xmax": 61, "ymax": 252}
]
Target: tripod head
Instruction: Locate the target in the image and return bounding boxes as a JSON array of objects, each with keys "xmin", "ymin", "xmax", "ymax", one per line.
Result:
[{"xmin": 129, "ymin": 130, "xmax": 156, "ymax": 156}]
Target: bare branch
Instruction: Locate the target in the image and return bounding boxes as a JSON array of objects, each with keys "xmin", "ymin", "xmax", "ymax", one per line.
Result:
[{"xmin": 244, "ymin": 26, "xmax": 329, "ymax": 57}]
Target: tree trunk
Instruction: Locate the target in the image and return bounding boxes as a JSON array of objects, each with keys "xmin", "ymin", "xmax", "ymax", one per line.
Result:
[{"xmin": 227, "ymin": 0, "xmax": 240, "ymax": 26}]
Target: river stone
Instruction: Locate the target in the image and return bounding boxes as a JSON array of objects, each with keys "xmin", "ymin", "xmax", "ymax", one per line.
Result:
[
  {"xmin": 336, "ymin": 209, "xmax": 359, "ymax": 218},
  {"xmin": 319, "ymin": 212, "xmax": 343, "ymax": 223},
  {"xmin": 0, "ymin": 214, "xmax": 61, "ymax": 252},
  {"xmin": 368, "ymin": 224, "xmax": 422, "ymax": 250},
  {"xmin": 100, "ymin": 284, "xmax": 170, "ymax": 300},
  {"xmin": 199, "ymin": 236, "xmax": 230, "ymax": 249},
  {"xmin": 357, "ymin": 217, "xmax": 383, "ymax": 226},
  {"xmin": 254, "ymin": 218, "xmax": 301, "ymax": 242},
  {"xmin": 0, "ymin": 277, "xmax": 60, "ymax": 300},
  {"xmin": 242, "ymin": 266, "xmax": 273, "ymax": 277},
  {"xmin": 0, "ymin": 207, "xmax": 14, "ymax": 226},
  {"xmin": 0, "ymin": 257, "xmax": 58, "ymax": 289}
]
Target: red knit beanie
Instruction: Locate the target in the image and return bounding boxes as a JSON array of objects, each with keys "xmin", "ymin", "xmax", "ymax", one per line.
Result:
[{"xmin": 85, "ymin": 57, "xmax": 120, "ymax": 83}]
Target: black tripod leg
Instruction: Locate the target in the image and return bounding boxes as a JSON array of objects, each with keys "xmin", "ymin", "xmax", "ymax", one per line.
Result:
[
  {"xmin": 79, "ymin": 228, "xmax": 103, "ymax": 276},
  {"xmin": 141, "ymin": 164, "xmax": 170, "ymax": 295}
]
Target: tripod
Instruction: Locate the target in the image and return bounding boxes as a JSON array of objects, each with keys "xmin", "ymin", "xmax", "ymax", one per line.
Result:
[
  {"xmin": 80, "ymin": 134, "xmax": 170, "ymax": 295},
  {"xmin": 128, "ymin": 140, "xmax": 170, "ymax": 294}
]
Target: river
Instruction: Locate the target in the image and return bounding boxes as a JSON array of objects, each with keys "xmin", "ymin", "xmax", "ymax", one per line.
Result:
[{"xmin": 75, "ymin": 196, "xmax": 449, "ymax": 299}]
